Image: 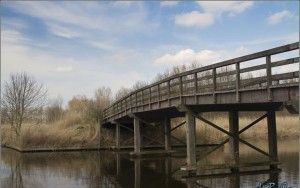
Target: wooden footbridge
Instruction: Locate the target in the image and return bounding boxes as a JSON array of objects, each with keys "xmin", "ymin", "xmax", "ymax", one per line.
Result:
[{"xmin": 101, "ymin": 42, "xmax": 299, "ymax": 175}]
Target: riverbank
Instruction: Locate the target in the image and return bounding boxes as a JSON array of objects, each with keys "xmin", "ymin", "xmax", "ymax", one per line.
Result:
[{"xmin": 1, "ymin": 111, "xmax": 298, "ymax": 152}]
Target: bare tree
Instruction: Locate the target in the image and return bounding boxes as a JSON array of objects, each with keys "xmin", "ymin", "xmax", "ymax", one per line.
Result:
[
  {"xmin": 1, "ymin": 72, "xmax": 47, "ymax": 138},
  {"xmin": 46, "ymin": 96, "xmax": 64, "ymax": 123},
  {"xmin": 94, "ymin": 87, "xmax": 112, "ymax": 122},
  {"xmin": 115, "ymin": 87, "xmax": 131, "ymax": 100}
]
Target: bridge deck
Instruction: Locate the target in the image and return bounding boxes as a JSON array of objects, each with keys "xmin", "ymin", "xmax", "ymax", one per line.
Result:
[{"xmin": 103, "ymin": 42, "xmax": 299, "ymax": 124}]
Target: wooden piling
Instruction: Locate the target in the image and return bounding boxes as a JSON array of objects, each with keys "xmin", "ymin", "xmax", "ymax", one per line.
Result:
[
  {"xmin": 164, "ymin": 118, "xmax": 171, "ymax": 151},
  {"xmin": 267, "ymin": 110, "xmax": 278, "ymax": 169},
  {"xmin": 185, "ymin": 111, "xmax": 196, "ymax": 168},
  {"xmin": 134, "ymin": 117, "xmax": 141, "ymax": 154},
  {"xmin": 116, "ymin": 123, "xmax": 121, "ymax": 149},
  {"xmin": 229, "ymin": 111, "xmax": 239, "ymax": 170}
]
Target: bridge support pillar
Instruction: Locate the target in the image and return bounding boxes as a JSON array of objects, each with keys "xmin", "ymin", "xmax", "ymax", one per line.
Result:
[
  {"xmin": 134, "ymin": 117, "xmax": 141, "ymax": 154},
  {"xmin": 164, "ymin": 117, "xmax": 171, "ymax": 151},
  {"xmin": 185, "ymin": 111, "xmax": 197, "ymax": 170},
  {"xmin": 229, "ymin": 111, "xmax": 239, "ymax": 171},
  {"xmin": 267, "ymin": 110, "xmax": 278, "ymax": 169},
  {"xmin": 115, "ymin": 123, "xmax": 121, "ymax": 149}
]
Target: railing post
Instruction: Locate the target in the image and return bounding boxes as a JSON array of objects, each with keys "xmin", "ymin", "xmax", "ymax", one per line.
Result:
[
  {"xmin": 158, "ymin": 84, "xmax": 160, "ymax": 108},
  {"xmin": 125, "ymin": 98, "xmax": 127, "ymax": 114},
  {"xmin": 194, "ymin": 72, "xmax": 198, "ymax": 103},
  {"xmin": 149, "ymin": 87, "xmax": 151, "ymax": 110},
  {"xmin": 130, "ymin": 94, "xmax": 133, "ymax": 113},
  {"xmin": 236, "ymin": 63, "xmax": 240, "ymax": 102},
  {"xmin": 212, "ymin": 68, "xmax": 217, "ymax": 103},
  {"xmin": 167, "ymin": 80, "xmax": 171, "ymax": 106},
  {"xmin": 135, "ymin": 92, "xmax": 138, "ymax": 112},
  {"xmin": 266, "ymin": 55, "xmax": 273, "ymax": 101},
  {"xmin": 141, "ymin": 90, "xmax": 144, "ymax": 111},
  {"xmin": 179, "ymin": 76, "xmax": 183, "ymax": 104}
]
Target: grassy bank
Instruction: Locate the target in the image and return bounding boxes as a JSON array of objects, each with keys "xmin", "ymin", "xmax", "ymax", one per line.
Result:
[
  {"xmin": 0, "ymin": 112, "xmax": 114, "ymax": 150},
  {"xmin": 172, "ymin": 111, "xmax": 299, "ymax": 144},
  {"xmin": 1, "ymin": 111, "xmax": 298, "ymax": 150}
]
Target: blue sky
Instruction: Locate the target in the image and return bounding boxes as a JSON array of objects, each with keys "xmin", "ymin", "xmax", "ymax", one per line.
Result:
[{"xmin": 1, "ymin": 1, "xmax": 299, "ymax": 102}]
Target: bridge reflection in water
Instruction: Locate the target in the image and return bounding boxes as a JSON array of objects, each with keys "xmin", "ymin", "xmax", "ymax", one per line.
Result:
[{"xmin": 1, "ymin": 139, "xmax": 298, "ymax": 188}]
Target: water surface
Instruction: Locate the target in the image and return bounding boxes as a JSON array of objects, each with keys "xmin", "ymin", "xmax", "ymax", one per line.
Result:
[{"xmin": 0, "ymin": 139, "xmax": 298, "ymax": 188}]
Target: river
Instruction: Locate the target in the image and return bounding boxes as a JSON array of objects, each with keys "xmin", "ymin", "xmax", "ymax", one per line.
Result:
[{"xmin": 0, "ymin": 138, "xmax": 298, "ymax": 188}]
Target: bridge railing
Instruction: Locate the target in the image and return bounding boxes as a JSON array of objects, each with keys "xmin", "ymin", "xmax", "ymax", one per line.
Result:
[{"xmin": 103, "ymin": 42, "xmax": 299, "ymax": 121}]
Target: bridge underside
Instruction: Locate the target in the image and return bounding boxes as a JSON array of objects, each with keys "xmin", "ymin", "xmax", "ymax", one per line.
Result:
[
  {"xmin": 101, "ymin": 42, "xmax": 299, "ymax": 177},
  {"xmin": 103, "ymin": 102, "xmax": 284, "ymax": 125}
]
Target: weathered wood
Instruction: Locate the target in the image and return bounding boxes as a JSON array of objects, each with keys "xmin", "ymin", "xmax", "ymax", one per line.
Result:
[
  {"xmin": 266, "ymin": 55, "xmax": 272, "ymax": 101},
  {"xmin": 134, "ymin": 160, "xmax": 141, "ymax": 188},
  {"xmin": 149, "ymin": 88, "xmax": 151, "ymax": 109},
  {"xmin": 134, "ymin": 117, "xmax": 141, "ymax": 153},
  {"xmin": 212, "ymin": 68, "xmax": 217, "ymax": 103},
  {"xmin": 267, "ymin": 110, "xmax": 278, "ymax": 168},
  {"xmin": 185, "ymin": 111, "xmax": 196, "ymax": 168},
  {"xmin": 167, "ymin": 80, "xmax": 171, "ymax": 106},
  {"xmin": 179, "ymin": 76, "xmax": 183, "ymax": 103},
  {"xmin": 105, "ymin": 42, "xmax": 298, "ymax": 107},
  {"xmin": 103, "ymin": 42, "xmax": 299, "ymax": 123},
  {"xmin": 164, "ymin": 117, "xmax": 171, "ymax": 151},
  {"xmin": 229, "ymin": 111, "xmax": 239, "ymax": 168},
  {"xmin": 194, "ymin": 72, "xmax": 198, "ymax": 103},
  {"xmin": 235, "ymin": 63, "xmax": 240, "ymax": 102},
  {"xmin": 116, "ymin": 123, "xmax": 121, "ymax": 149}
]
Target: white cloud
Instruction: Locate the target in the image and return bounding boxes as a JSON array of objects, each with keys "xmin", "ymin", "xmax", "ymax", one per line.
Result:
[
  {"xmin": 1, "ymin": 28, "xmax": 145, "ymax": 101},
  {"xmin": 160, "ymin": 1, "xmax": 178, "ymax": 7},
  {"xmin": 197, "ymin": 1, "xmax": 253, "ymax": 16},
  {"xmin": 47, "ymin": 23, "xmax": 81, "ymax": 39},
  {"xmin": 112, "ymin": 1, "xmax": 134, "ymax": 7},
  {"xmin": 175, "ymin": 1, "xmax": 253, "ymax": 27},
  {"xmin": 154, "ymin": 49, "xmax": 221, "ymax": 66},
  {"xmin": 175, "ymin": 11, "xmax": 214, "ymax": 27},
  {"xmin": 267, "ymin": 10, "xmax": 292, "ymax": 25},
  {"xmin": 55, "ymin": 66, "xmax": 73, "ymax": 72}
]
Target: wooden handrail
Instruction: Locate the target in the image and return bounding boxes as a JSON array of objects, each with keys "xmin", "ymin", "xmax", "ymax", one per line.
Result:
[{"xmin": 104, "ymin": 42, "xmax": 299, "ymax": 120}]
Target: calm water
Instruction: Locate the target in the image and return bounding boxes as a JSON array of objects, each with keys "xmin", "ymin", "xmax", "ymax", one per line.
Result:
[{"xmin": 0, "ymin": 139, "xmax": 298, "ymax": 188}]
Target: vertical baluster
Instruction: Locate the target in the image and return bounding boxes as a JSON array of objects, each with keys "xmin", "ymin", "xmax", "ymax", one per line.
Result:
[
  {"xmin": 266, "ymin": 55, "xmax": 272, "ymax": 101},
  {"xmin": 179, "ymin": 76, "xmax": 183, "ymax": 104},
  {"xmin": 194, "ymin": 72, "xmax": 198, "ymax": 103},
  {"xmin": 141, "ymin": 90, "xmax": 144, "ymax": 111},
  {"xmin": 167, "ymin": 80, "xmax": 171, "ymax": 106},
  {"xmin": 135, "ymin": 92, "xmax": 138, "ymax": 112},
  {"xmin": 158, "ymin": 84, "xmax": 160, "ymax": 108},
  {"xmin": 149, "ymin": 87, "xmax": 151, "ymax": 110},
  {"xmin": 213, "ymin": 68, "xmax": 217, "ymax": 103},
  {"xmin": 236, "ymin": 63, "xmax": 240, "ymax": 102}
]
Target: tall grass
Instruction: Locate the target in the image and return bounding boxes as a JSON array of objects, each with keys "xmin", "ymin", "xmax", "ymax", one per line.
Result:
[
  {"xmin": 1, "ymin": 111, "xmax": 114, "ymax": 149},
  {"xmin": 171, "ymin": 111, "xmax": 299, "ymax": 144},
  {"xmin": 1, "ymin": 110, "xmax": 298, "ymax": 150}
]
